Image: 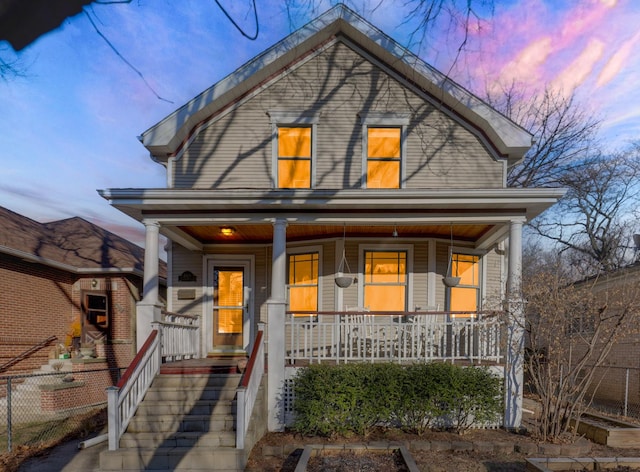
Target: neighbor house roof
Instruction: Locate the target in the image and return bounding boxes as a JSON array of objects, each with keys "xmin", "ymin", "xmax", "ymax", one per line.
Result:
[
  {"xmin": 140, "ymin": 3, "xmax": 532, "ymax": 167},
  {"xmin": 0, "ymin": 205, "xmax": 166, "ymax": 278}
]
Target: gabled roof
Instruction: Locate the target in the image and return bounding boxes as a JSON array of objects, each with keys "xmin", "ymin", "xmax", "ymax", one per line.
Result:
[
  {"xmin": 0, "ymin": 205, "xmax": 165, "ymax": 277},
  {"xmin": 140, "ymin": 3, "xmax": 532, "ymax": 166}
]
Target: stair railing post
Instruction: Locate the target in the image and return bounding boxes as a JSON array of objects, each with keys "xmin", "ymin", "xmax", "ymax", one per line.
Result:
[
  {"xmin": 236, "ymin": 388, "xmax": 246, "ymax": 450},
  {"xmin": 107, "ymin": 386, "xmax": 120, "ymax": 451}
]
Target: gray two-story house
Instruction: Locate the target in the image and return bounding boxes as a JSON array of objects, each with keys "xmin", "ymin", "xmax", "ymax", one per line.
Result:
[{"xmin": 100, "ymin": 4, "xmax": 563, "ymax": 441}]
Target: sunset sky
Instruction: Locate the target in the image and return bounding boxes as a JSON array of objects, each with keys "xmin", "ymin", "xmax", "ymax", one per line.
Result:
[{"xmin": 0, "ymin": 0, "xmax": 637, "ymax": 247}]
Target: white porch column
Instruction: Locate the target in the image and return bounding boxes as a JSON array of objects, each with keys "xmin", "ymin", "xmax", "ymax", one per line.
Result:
[
  {"xmin": 504, "ymin": 218, "xmax": 524, "ymax": 429},
  {"xmin": 267, "ymin": 218, "xmax": 287, "ymax": 431},
  {"xmin": 137, "ymin": 220, "xmax": 163, "ymax": 350}
]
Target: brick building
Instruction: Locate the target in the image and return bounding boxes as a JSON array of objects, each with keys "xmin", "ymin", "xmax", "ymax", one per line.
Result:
[{"xmin": 0, "ymin": 205, "xmax": 166, "ymax": 376}]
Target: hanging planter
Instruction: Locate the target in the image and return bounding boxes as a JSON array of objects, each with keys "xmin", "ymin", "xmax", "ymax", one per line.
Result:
[
  {"xmin": 443, "ymin": 276, "xmax": 461, "ymax": 287},
  {"xmin": 335, "ymin": 226, "xmax": 355, "ymax": 288},
  {"xmin": 335, "ymin": 275, "xmax": 354, "ymax": 288},
  {"xmin": 443, "ymin": 224, "xmax": 460, "ymax": 288}
]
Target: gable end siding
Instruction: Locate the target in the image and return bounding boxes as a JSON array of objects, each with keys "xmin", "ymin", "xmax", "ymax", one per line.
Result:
[{"xmin": 174, "ymin": 41, "xmax": 503, "ymax": 190}]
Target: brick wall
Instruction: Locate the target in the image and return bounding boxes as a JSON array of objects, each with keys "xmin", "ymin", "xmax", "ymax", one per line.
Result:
[
  {"xmin": 39, "ymin": 359, "xmax": 122, "ymax": 412},
  {"xmin": 1, "ymin": 254, "xmax": 142, "ymax": 377},
  {"xmin": 0, "ymin": 255, "xmax": 75, "ymax": 374}
]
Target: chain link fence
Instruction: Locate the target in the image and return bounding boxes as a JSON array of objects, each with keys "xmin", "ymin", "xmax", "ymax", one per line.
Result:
[
  {"xmin": 586, "ymin": 365, "xmax": 640, "ymax": 421},
  {"xmin": 1, "ymin": 367, "xmax": 123, "ymax": 452}
]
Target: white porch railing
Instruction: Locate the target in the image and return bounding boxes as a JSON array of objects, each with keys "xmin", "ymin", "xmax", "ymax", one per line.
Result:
[
  {"xmin": 107, "ymin": 328, "xmax": 161, "ymax": 451},
  {"xmin": 285, "ymin": 310, "xmax": 503, "ymax": 364},
  {"xmin": 106, "ymin": 311, "xmax": 201, "ymax": 451},
  {"xmin": 159, "ymin": 310, "xmax": 200, "ymax": 361},
  {"xmin": 236, "ymin": 323, "xmax": 265, "ymax": 450}
]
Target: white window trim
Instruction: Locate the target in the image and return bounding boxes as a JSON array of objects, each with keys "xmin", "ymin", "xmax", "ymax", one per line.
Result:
[
  {"xmin": 269, "ymin": 111, "xmax": 320, "ymax": 189},
  {"xmin": 286, "ymin": 244, "xmax": 323, "ymax": 313},
  {"xmin": 359, "ymin": 112, "xmax": 410, "ymax": 189},
  {"xmin": 358, "ymin": 243, "xmax": 414, "ymax": 311}
]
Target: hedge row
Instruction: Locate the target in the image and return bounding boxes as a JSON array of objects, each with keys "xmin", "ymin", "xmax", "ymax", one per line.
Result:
[{"xmin": 292, "ymin": 362, "xmax": 502, "ymax": 437}]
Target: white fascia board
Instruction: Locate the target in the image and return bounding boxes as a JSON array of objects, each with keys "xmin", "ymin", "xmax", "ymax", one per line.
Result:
[{"xmin": 99, "ymin": 187, "xmax": 566, "ymax": 224}]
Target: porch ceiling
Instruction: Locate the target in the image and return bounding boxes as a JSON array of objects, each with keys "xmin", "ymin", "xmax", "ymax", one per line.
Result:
[{"xmin": 178, "ymin": 223, "xmax": 492, "ymax": 244}]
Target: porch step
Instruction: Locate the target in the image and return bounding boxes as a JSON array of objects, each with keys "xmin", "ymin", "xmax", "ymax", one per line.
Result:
[
  {"xmin": 126, "ymin": 413, "xmax": 236, "ymax": 433},
  {"xmin": 135, "ymin": 399, "xmax": 236, "ymax": 416},
  {"xmin": 100, "ymin": 446, "xmax": 247, "ymax": 471},
  {"xmin": 119, "ymin": 430, "xmax": 236, "ymax": 448},
  {"xmin": 100, "ymin": 371, "xmax": 249, "ymax": 471}
]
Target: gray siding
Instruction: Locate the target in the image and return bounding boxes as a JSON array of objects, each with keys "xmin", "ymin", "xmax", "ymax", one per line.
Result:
[{"xmin": 174, "ymin": 41, "xmax": 503, "ymax": 189}]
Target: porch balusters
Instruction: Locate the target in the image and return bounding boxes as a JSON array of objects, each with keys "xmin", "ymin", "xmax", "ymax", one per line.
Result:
[{"xmin": 284, "ymin": 310, "xmax": 504, "ymax": 364}]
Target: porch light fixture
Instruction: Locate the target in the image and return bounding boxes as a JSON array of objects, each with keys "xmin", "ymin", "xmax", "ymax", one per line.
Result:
[
  {"xmin": 443, "ymin": 224, "xmax": 461, "ymax": 288},
  {"xmin": 392, "ymin": 225, "xmax": 398, "ymax": 238},
  {"xmin": 335, "ymin": 225, "xmax": 355, "ymax": 288},
  {"xmin": 220, "ymin": 226, "xmax": 235, "ymax": 237}
]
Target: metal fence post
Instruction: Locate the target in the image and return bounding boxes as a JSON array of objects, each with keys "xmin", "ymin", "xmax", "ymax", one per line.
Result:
[
  {"xmin": 6, "ymin": 377, "xmax": 11, "ymax": 452},
  {"xmin": 624, "ymin": 368, "xmax": 629, "ymax": 418}
]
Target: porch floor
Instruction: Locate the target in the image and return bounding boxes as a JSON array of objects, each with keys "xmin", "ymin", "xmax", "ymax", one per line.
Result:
[{"xmin": 159, "ymin": 356, "xmax": 245, "ymax": 375}]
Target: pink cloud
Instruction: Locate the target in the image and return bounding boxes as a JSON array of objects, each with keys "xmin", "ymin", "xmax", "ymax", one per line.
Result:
[
  {"xmin": 597, "ymin": 30, "xmax": 640, "ymax": 87},
  {"xmin": 552, "ymin": 38, "xmax": 605, "ymax": 92}
]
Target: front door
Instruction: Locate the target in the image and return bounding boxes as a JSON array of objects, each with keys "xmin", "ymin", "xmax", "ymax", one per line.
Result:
[{"xmin": 207, "ymin": 257, "xmax": 253, "ymax": 355}]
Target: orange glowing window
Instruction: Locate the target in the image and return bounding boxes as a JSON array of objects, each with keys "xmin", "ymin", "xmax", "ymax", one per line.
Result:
[
  {"xmin": 278, "ymin": 127, "xmax": 311, "ymax": 188},
  {"xmin": 363, "ymin": 251, "xmax": 406, "ymax": 311},
  {"xmin": 367, "ymin": 127, "xmax": 401, "ymax": 189},
  {"xmin": 216, "ymin": 269, "xmax": 244, "ymax": 334},
  {"xmin": 288, "ymin": 253, "xmax": 319, "ymax": 316},
  {"xmin": 449, "ymin": 254, "xmax": 480, "ymax": 318}
]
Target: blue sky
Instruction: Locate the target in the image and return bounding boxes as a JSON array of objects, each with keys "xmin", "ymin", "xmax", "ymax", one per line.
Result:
[{"xmin": 1, "ymin": 0, "xmax": 638, "ymax": 247}]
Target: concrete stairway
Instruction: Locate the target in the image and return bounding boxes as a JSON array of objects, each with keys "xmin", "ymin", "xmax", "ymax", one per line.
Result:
[{"xmin": 99, "ymin": 371, "xmax": 256, "ymax": 471}]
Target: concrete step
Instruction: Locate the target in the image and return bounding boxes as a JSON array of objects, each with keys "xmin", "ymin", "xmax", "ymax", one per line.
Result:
[
  {"xmin": 119, "ymin": 430, "xmax": 235, "ymax": 448},
  {"xmin": 142, "ymin": 386, "xmax": 237, "ymax": 402},
  {"xmin": 136, "ymin": 399, "xmax": 235, "ymax": 416},
  {"xmin": 126, "ymin": 413, "xmax": 236, "ymax": 434},
  {"xmin": 152, "ymin": 373, "xmax": 241, "ymax": 389},
  {"xmin": 100, "ymin": 446, "xmax": 247, "ymax": 471}
]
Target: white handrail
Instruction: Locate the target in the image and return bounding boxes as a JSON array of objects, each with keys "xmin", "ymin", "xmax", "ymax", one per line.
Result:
[
  {"xmin": 107, "ymin": 327, "xmax": 161, "ymax": 451},
  {"xmin": 236, "ymin": 324, "xmax": 265, "ymax": 450}
]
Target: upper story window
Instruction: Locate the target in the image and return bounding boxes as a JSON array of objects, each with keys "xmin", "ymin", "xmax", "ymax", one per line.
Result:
[
  {"xmin": 448, "ymin": 253, "xmax": 481, "ymax": 318},
  {"xmin": 360, "ymin": 113, "xmax": 410, "ymax": 189},
  {"xmin": 269, "ymin": 111, "xmax": 319, "ymax": 189},
  {"xmin": 367, "ymin": 127, "xmax": 401, "ymax": 188},
  {"xmin": 278, "ymin": 127, "xmax": 311, "ymax": 188}
]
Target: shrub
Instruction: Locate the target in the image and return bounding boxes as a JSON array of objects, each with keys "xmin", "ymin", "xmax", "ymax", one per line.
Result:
[{"xmin": 291, "ymin": 362, "xmax": 502, "ymax": 437}]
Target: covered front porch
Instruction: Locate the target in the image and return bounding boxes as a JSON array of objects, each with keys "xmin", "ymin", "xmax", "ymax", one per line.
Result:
[{"xmin": 99, "ymin": 188, "xmax": 565, "ymax": 432}]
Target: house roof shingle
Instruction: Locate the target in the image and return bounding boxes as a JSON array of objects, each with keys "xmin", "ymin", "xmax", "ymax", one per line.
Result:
[{"xmin": 0, "ymin": 205, "xmax": 164, "ymax": 277}]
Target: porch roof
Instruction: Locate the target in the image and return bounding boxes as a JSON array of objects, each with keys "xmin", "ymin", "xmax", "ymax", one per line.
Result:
[{"xmin": 98, "ymin": 187, "xmax": 565, "ymax": 250}]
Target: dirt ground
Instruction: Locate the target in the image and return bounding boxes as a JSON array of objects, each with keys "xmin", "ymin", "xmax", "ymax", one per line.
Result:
[{"xmin": 246, "ymin": 427, "xmax": 640, "ymax": 472}]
